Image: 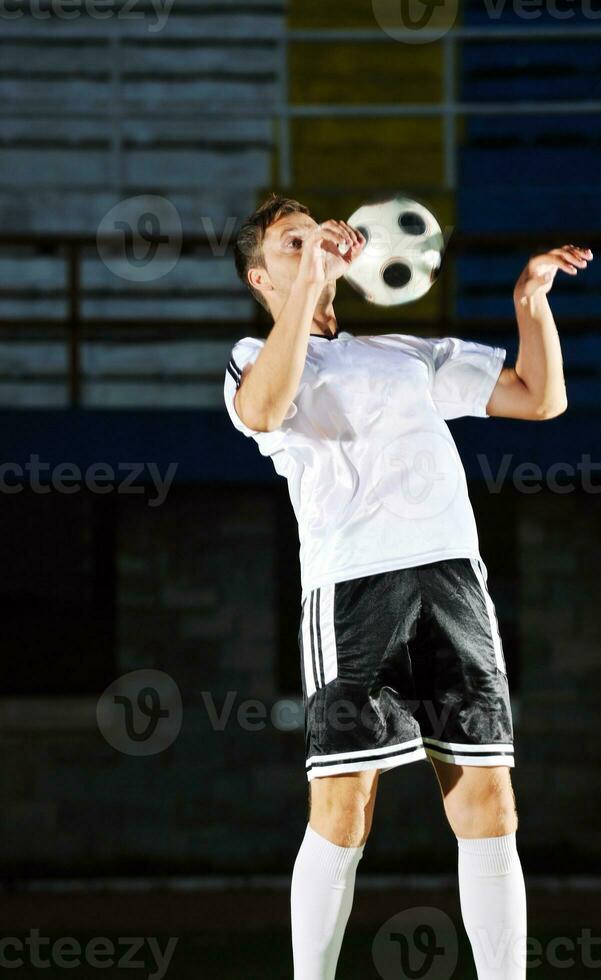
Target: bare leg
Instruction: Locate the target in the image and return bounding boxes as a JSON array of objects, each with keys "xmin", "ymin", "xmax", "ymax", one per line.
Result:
[
  {"xmin": 291, "ymin": 769, "xmax": 379, "ymax": 979},
  {"xmin": 430, "ymin": 759, "xmax": 526, "ymax": 980}
]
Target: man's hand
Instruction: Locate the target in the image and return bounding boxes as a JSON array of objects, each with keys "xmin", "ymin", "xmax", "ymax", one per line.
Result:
[
  {"xmin": 296, "ymin": 220, "xmax": 366, "ymax": 286},
  {"xmin": 514, "ymin": 244, "xmax": 593, "ymax": 307},
  {"xmin": 487, "ymin": 243, "xmax": 592, "ymax": 420}
]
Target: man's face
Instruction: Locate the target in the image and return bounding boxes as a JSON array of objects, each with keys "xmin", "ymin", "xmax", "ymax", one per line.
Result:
[{"xmin": 250, "ymin": 212, "xmax": 336, "ymax": 313}]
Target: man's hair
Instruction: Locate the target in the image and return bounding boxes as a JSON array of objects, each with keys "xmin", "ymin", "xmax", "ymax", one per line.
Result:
[{"xmin": 234, "ymin": 193, "xmax": 311, "ymax": 312}]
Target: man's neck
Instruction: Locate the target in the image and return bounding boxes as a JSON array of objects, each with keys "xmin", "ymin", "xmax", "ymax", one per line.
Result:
[{"xmin": 311, "ymin": 300, "xmax": 338, "ymax": 339}]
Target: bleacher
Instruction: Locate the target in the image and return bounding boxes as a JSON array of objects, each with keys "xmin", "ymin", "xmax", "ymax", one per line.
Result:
[
  {"xmin": 456, "ymin": 11, "xmax": 601, "ymax": 415},
  {"xmin": 0, "ymin": 4, "xmax": 285, "ymax": 230},
  {"xmin": 0, "ymin": 2, "xmax": 286, "ymax": 406},
  {"xmin": 1, "ymin": 2, "xmax": 599, "ymax": 409},
  {"xmin": 458, "ymin": 11, "xmax": 601, "ymax": 317}
]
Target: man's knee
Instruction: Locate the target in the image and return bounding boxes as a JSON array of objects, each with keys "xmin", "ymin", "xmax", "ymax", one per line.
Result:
[
  {"xmin": 308, "ymin": 770, "xmax": 378, "ymax": 847},
  {"xmin": 442, "ymin": 766, "xmax": 518, "ymax": 838}
]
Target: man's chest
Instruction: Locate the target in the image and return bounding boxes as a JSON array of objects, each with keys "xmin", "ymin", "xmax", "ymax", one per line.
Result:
[{"xmin": 301, "ymin": 343, "xmax": 431, "ymax": 421}]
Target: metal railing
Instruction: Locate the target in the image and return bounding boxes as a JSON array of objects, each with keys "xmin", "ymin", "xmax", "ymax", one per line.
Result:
[
  {"xmin": 279, "ymin": 24, "xmax": 601, "ymax": 189},
  {"xmin": 0, "ymin": 21, "xmax": 599, "ymax": 407},
  {"xmin": 2, "ymin": 23, "xmax": 600, "ymax": 196},
  {"xmin": 0, "ymin": 232, "xmax": 231, "ymax": 407},
  {"xmin": 0, "ymin": 229, "xmax": 599, "ymax": 408}
]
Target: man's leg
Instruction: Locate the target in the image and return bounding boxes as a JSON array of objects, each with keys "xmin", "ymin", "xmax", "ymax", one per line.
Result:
[
  {"xmin": 430, "ymin": 760, "xmax": 527, "ymax": 979},
  {"xmin": 291, "ymin": 768, "xmax": 379, "ymax": 980}
]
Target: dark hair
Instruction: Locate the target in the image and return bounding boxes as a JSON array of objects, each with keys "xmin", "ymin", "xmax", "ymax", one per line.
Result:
[{"xmin": 234, "ymin": 192, "xmax": 312, "ymax": 312}]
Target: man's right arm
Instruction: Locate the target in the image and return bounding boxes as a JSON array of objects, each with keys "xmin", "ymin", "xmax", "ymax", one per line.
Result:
[
  {"xmin": 234, "ymin": 278, "xmax": 323, "ymax": 433},
  {"xmin": 235, "ymin": 220, "xmax": 364, "ymax": 433}
]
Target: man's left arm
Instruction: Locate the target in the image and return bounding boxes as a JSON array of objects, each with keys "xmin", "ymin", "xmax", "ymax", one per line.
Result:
[{"xmin": 485, "ymin": 244, "xmax": 593, "ymax": 420}]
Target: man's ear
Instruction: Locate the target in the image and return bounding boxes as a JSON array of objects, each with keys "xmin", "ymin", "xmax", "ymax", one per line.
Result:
[{"xmin": 248, "ymin": 266, "xmax": 274, "ymax": 297}]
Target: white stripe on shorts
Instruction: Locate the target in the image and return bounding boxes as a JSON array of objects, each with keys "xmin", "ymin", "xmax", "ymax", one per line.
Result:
[
  {"xmin": 469, "ymin": 557, "xmax": 507, "ymax": 675},
  {"xmin": 301, "ymin": 585, "xmax": 338, "ymax": 698},
  {"xmin": 425, "ymin": 746, "xmax": 515, "ymax": 768},
  {"xmin": 317, "ymin": 584, "xmax": 337, "ymax": 686},
  {"xmin": 306, "ymin": 736, "xmax": 424, "ymax": 767},
  {"xmin": 306, "ymin": 738, "xmax": 427, "ymax": 781},
  {"xmin": 423, "ymin": 736, "xmax": 514, "ymax": 753},
  {"xmin": 301, "ymin": 592, "xmax": 317, "ymax": 698}
]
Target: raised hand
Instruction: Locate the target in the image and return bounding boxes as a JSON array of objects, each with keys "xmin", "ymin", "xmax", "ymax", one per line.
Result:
[
  {"xmin": 514, "ymin": 245, "xmax": 593, "ymax": 306},
  {"xmin": 296, "ymin": 220, "xmax": 366, "ymax": 286}
]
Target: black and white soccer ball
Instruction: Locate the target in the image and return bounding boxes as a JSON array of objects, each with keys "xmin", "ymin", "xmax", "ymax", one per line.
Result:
[{"xmin": 342, "ymin": 195, "xmax": 445, "ymax": 306}]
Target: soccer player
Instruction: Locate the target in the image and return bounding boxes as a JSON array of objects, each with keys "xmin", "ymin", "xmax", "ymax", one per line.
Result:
[{"xmin": 223, "ymin": 193, "xmax": 591, "ymax": 979}]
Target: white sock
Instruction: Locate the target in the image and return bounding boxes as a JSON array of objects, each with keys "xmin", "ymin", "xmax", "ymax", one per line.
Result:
[
  {"xmin": 291, "ymin": 823, "xmax": 364, "ymax": 980},
  {"xmin": 457, "ymin": 832, "xmax": 527, "ymax": 979}
]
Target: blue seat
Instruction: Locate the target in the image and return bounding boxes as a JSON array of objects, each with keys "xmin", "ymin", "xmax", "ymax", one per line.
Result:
[
  {"xmin": 457, "ymin": 21, "xmax": 601, "ymax": 381},
  {"xmin": 461, "ymin": 39, "xmax": 601, "ymax": 100}
]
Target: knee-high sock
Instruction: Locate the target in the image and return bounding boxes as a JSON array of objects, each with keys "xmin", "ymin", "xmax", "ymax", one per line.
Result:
[
  {"xmin": 457, "ymin": 832, "xmax": 527, "ymax": 979},
  {"xmin": 291, "ymin": 823, "xmax": 364, "ymax": 980}
]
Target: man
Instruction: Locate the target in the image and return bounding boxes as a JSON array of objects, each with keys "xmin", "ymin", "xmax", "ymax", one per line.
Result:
[{"xmin": 223, "ymin": 193, "xmax": 591, "ymax": 979}]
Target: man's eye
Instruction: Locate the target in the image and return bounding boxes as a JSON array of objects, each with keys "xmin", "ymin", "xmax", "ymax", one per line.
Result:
[{"xmin": 288, "ymin": 238, "xmax": 302, "ymax": 249}]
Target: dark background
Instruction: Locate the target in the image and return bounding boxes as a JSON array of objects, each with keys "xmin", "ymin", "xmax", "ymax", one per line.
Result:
[{"xmin": 1, "ymin": 1, "xmax": 600, "ymax": 977}]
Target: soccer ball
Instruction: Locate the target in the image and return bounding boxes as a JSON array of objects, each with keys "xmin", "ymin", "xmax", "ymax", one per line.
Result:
[{"xmin": 343, "ymin": 195, "xmax": 445, "ymax": 306}]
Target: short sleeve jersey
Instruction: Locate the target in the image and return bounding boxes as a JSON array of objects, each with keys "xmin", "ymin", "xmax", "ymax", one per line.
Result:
[{"xmin": 224, "ymin": 331, "xmax": 506, "ymax": 599}]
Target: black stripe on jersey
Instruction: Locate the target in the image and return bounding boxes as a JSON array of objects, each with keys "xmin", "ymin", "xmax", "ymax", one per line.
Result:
[
  {"xmin": 423, "ymin": 742, "xmax": 514, "ymax": 758},
  {"xmin": 230, "ymin": 355, "xmax": 243, "ymax": 378},
  {"xmin": 315, "ymin": 588, "xmax": 325, "ymax": 687},
  {"xmin": 226, "ymin": 361, "xmax": 241, "ymax": 388},
  {"xmin": 309, "ymin": 591, "xmax": 320, "ymax": 693},
  {"xmin": 306, "ymin": 741, "xmax": 421, "ymax": 771}
]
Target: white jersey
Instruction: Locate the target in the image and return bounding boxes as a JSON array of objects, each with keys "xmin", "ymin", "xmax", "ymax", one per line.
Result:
[{"xmin": 224, "ymin": 330, "xmax": 506, "ymax": 599}]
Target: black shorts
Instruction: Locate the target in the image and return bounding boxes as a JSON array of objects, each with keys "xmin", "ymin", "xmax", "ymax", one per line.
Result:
[{"xmin": 298, "ymin": 557, "xmax": 514, "ymax": 781}]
